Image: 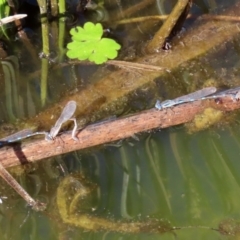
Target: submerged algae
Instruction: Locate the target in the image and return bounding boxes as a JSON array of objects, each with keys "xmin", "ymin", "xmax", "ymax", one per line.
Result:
[{"xmin": 57, "ymin": 174, "xmax": 173, "ymax": 234}]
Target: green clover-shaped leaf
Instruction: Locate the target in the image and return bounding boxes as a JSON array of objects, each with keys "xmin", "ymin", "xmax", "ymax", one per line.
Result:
[{"xmin": 66, "ymin": 22, "xmax": 121, "ymax": 64}]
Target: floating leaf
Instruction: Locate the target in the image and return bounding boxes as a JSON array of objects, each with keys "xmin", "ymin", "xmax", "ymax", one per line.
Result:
[{"xmin": 66, "ymin": 22, "xmax": 121, "ymax": 64}]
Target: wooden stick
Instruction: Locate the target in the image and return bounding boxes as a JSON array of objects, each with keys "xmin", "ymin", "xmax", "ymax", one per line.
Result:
[
  {"xmin": 0, "ymin": 162, "xmax": 46, "ymax": 211},
  {"xmin": 146, "ymin": 0, "xmax": 190, "ymax": 53},
  {"xmin": 0, "ymin": 96, "xmax": 239, "ymax": 169}
]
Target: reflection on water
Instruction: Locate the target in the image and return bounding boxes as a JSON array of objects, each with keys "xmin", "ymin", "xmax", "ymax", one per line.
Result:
[{"xmin": 1, "ymin": 123, "xmax": 240, "ymax": 239}]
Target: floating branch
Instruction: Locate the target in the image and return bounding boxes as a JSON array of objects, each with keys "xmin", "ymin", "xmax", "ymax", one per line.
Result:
[{"xmin": 0, "ymin": 95, "xmax": 239, "ymax": 168}]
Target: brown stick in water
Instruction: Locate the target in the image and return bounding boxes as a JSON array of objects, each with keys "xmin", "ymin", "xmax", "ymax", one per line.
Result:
[
  {"xmin": 0, "ymin": 95, "xmax": 239, "ymax": 169},
  {"xmin": 0, "ymin": 162, "xmax": 46, "ymax": 211}
]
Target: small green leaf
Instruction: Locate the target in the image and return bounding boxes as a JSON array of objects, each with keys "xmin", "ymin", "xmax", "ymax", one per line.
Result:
[{"xmin": 67, "ymin": 22, "xmax": 121, "ymax": 64}]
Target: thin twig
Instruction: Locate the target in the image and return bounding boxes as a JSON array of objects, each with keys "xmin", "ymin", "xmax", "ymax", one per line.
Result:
[
  {"xmin": 107, "ymin": 60, "xmax": 165, "ymax": 72},
  {"xmin": 114, "ymin": 15, "xmax": 168, "ymax": 24},
  {"xmin": 111, "ymin": 0, "xmax": 155, "ymax": 21},
  {"xmin": 0, "ymin": 162, "xmax": 46, "ymax": 211},
  {"xmin": 114, "ymin": 14, "xmax": 240, "ymax": 25}
]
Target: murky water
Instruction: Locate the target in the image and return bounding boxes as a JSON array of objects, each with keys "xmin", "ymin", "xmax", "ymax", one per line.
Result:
[
  {"xmin": 2, "ymin": 125, "xmax": 240, "ymax": 239},
  {"xmin": 0, "ymin": 0, "xmax": 240, "ymax": 239}
]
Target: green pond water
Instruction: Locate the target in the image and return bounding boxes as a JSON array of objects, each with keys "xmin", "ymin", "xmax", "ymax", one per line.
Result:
[
  {"xmin": 0, "ymin": 0, "xmax": 240, "ymax": 239},
  {"xmin": 2, "ymin": 126, "xmax": 240, "ymax": 239}
]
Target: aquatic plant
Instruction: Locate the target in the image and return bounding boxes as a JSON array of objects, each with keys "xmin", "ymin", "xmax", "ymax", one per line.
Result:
[
  {"xmin": 0, "ymin": 0, "xmax": 10, "ymax": 38},
  {"xmin": 66, "ymin": 22, "xmax": 121, "ymax": 64}
]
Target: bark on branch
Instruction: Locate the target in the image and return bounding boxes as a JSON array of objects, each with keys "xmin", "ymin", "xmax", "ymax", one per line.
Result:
[{"xmin": 1, "ymin": 96, "xmax": 239, "ymax": 169}]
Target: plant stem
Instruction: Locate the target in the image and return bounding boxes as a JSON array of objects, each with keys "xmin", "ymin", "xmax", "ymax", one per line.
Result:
[
  {"xmin": 58, "ymin": 20, "xmax": 66, "ymax": 61},
  {"xmin": 58, "ymin": 0, "xmax": 66, "ymax": 18},
  {"xmin": 40, "ymin": 58, "xmax": 49, "ymax": 106},
  {"xmin": 37, "ymin": 0, "xmax": 50, "ymax": 106}
]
